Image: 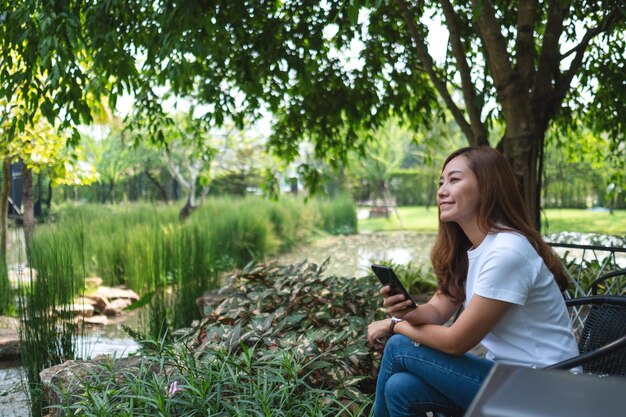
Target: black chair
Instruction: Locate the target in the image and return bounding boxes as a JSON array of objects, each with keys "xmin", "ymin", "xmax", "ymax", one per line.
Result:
[
  {"xmin": 435, "ymin": 269, "xmax": 626, "ymax": 416},
  {"xmin": 546, "ymin": 295, "xmax": 626, "ymax": 375},
  {"xmin": 589, "ymin": 268, "xmax": 626, "ymax": 296},
  {"xmin": 547, "ymin": 268, "xmax": 626, "ymax": 375}
]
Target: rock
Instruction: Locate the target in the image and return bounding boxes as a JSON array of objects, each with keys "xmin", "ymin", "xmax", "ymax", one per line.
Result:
[
  {"xmin": 102, "ymin": 298, "xmax": 133, "ymax": 316},
  {"xmin": 75, "ymin": 296, "xmax": 97, "ymax": 306},
  {"xmin": 90, "ymin": 286, "xmax": 139, "ymax": 302},
  {"xmin": 81, "ymin": 314, "xmax": 108, "ymax": 325},
  {"xmin": 0, "ymin": 317, "xmax": 20, "ymax": 360},
  {"xmin": 87, "ymin": 286, "xmax": 139, "ymax": 316},
  {"xmin": 90, "ymin": 294, "xmax": 110, "ymax": 314},
  {"xmin": 40, "ymin": 356, "xmax": 161, "ymax": 417},
  {"xmin": 56, "ymin": 304, "xmax": 95, "ymax": 318},
  {"xmin": 0, "ymin": 329, "xmax": 20, "ymax": 360},
  {"xmin": 84, "ymin": 277, "xmax": 103, "ymax": 287}
]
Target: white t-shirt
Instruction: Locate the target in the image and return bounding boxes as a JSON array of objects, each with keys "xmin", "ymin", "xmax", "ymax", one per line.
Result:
[{"xmin": 464, "ymin": 231, "xmax": 579, "ymax": 368}]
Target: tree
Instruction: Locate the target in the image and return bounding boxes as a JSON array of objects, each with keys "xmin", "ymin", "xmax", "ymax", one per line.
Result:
[
  {"xmin": 83, "ymin": 128, "xmax": 143, "ymax": 203},
  {"xmin": 4, "ymin": 121, "xmax": 99, "ymax": 244},
  {"xmin": 163, "ymin": 115, "xmax": 215, "ymax": 220},
  {"xmin": 145, "ymin": 111, "xmax": 275, "ymax": 220},
  {"xmin": 2, "ymin": 1, "xmax": 625, "ymax": 228},
  {"xmin": 349, "ymin": 119, "xmax": 416, "ymax": 217},
  {"xmin": 0, "ymin": 103, "xmax": 98, "ymax": 314}
]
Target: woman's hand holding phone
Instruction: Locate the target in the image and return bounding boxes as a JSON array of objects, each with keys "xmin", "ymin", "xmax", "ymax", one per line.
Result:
[{"xmin": 380, "ymin": 285, "xmax": 417, "ymax": 319}]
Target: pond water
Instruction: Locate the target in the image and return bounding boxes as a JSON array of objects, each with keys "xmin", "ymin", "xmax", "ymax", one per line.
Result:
[
  {"xmin": 0, "ymin": 312, "xmax": 142, "ymax": 417},
  {"xmin": 273, "ymin": 231, "xmax": 437, "ymax": 278},
  {"xmin": 1, "ymin": 225, "xmax": 143, "ymax": 416}
]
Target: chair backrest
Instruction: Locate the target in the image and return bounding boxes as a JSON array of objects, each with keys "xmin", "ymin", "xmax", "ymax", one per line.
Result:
[
  {"xmin": 577, "ymin": 299, "xmax": 626, "ymax": 376},
  {"xmin": 591, "ymin": 269, "xmax": 626, "ymax": 296}
]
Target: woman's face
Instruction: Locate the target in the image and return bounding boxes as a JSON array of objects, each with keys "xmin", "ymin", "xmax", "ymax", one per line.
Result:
[{"xmin": 437, "ymin": 155, "xmax": 481, "ymax": 227}]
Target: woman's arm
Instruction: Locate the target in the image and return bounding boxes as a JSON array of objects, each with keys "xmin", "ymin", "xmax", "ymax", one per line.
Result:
[
  {"xmin": 367, "ymin": 290, "xmax": 463, "ymax": 350},
  {"xmin": 394, "ymin": 295, "xmax": 512, "ymax": 355},
  {"xmin": 382, "ymin": 287, "xmax": 461, "ymax": 326}
]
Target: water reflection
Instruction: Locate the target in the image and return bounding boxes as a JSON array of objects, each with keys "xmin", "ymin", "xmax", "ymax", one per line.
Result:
[
  {"xmin": 274, "ymin": 231, "xmax": 436, "ymax": 277},
  {"xmin": 75, "ymin": 310, "xmax": 143, "ymax": 360},
  {"xmin": 0, "ymin": 309, "xmax": 143, "ymax": 417}
]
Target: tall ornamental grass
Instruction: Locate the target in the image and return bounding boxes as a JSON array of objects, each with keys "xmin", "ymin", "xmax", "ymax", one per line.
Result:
[
  {"xmin": 18, "ymin": 224, "xmax": 87, "ymax": 417},
  {"xmin": 30, "ymin": 196, "xmax": 357, "ymax": 339},
  {"xmin": 44, "ymin": 196, "xmax": 356, "ymax": 290},
  {"xmin": 314, "ymin": 194, "xmax": 358, "ymax": 235}
]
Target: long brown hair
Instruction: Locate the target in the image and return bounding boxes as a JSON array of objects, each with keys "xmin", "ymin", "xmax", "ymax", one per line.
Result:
[{"xmin": 431, "ymin": 146, "xmax": 568, "ymax": 302}]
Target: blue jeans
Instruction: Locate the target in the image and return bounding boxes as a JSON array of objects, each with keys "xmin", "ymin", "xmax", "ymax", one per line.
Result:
[{"xmin": 374, "ymin": 335, "xmax": 494, "ymax": 417}]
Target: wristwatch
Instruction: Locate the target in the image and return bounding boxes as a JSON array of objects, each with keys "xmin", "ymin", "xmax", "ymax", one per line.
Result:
[{"xmin": 388, "ymin": 316, "xmax": 403, "ymax": 334}]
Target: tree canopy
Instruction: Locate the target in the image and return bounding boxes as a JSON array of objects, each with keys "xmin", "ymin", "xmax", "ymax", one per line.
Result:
[{"xmin": 1, "ymin": 0, "xmax": 625, "ymax": 227}]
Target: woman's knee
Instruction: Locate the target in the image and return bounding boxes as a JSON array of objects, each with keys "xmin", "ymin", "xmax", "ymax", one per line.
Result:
[
  {"xmin": 384, "ymin": 373, "xmax": 417, "ymax": 409},
  {"xmin": 384, "ymin": 334, "xmax": 413, "ymax": 354},
  {"xmin": 384, "ymin": 372, "xmax": 440, "ymax": 416}
]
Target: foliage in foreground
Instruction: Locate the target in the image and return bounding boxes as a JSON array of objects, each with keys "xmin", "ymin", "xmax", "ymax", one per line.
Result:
[
  {"xmin": 52, "ymin": 342, "xmax": 370, "ymax": 417},
  {"xmin": 49, "ymin": 260, "xmax": 389, "ymax": 416},
  {"xmin": 189, "ymin": 260, "xmax": 383, "ymax": 396}
]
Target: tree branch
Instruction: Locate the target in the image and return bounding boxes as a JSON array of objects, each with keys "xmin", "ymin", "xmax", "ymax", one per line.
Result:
[
  {"xmin": 515, "ymin": 0, "xmax": 538, "ymax": 82},
  {"xmin": 534, "ymin": 0, "xmax": 566, "ymax": 100},
  {"xmin": 558, "ymin": 9, "xmax": 623, "ymax": 99},
  {"xmin": 143, "ymin": 167, "xmax": 169, "ymax": 201},
  {"xmin": 470, "ymin": 0, "xmax": 515, "ymax": 95},
  {"xmin": 439, "ymin": 0, "xmax": 488, "ymax": 145},
  {"xmin": 395, "ymin": 0, "xmax": 474, "ymax": 143},
  {"xmin": 163, "ymin": 152, "xmax": 191, "ymax": 190}
]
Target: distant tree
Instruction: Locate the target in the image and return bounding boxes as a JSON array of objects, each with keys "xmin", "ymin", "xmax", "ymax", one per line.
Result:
[
  {"xmin": 5, "ymin": 122, "xmax": 98, "ymax": 246},
  {"xmin": 83, "ymin": 129, "xmax": 144, "ymax": 203},
  {"xmin": 349, "ymin": 120, "xmax": 416, "ymax": 217},
  {"xmin": 543, "ymin": 126, "xmax": 625, "ymax": 211},
  {"xmin": 146, "ymin": 111, "xmax": 216, "ymax": 221}
]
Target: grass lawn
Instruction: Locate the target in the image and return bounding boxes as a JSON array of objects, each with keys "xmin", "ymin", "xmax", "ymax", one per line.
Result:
[{"xmin": 359, "ymin": 206, "xmax": 626, "ymax": 236}]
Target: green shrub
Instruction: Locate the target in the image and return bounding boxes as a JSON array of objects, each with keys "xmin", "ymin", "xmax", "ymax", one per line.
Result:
[
  {"xmin": 48, "ymin": 260, "xmax": 379, "ymax": 416},
  {"xmin": 369, "ymin": 259, "xmax": 438, "ymax": 298},
  {"xmin": 313, "ymin": 195, "xmax": 358, "ymax": 235}
]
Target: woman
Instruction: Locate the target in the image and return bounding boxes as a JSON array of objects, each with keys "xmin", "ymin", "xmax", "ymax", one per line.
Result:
[{"xmin": 367, "ymin": 146, "xmax": 579, "ymax": 417}]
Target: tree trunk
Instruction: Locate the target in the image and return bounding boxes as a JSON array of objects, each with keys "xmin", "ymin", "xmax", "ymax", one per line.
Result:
[
  {"xmin": 109, "ymin": 180, "xmax": 116, "ymax": 204},
  {"xmin": 35, "ymin": 173, "xmax": 42, "ymax": 218},
  {"xmin": 179, "ymin": 196, "xmax": 197, "ymax": 221},
  {"xmin": 22, "ymin": 165, "xmax": 35, "ymax": 250},
  {"xmin": 45, "ymin": 180, "xmax": 53, "ymax": 211},
  {"xmin": 500, "ymin": 128, "xmax": 540, "ymax": 228},
  {"xmin": 0, "ymin": 160, "xmax": 10, "ymax": 314},
  {"xmin": 0, "ymin": 160, "xmax": 10, "ymax": 268},
  {"xmin": 144, "ymin": 168, "xmax": 170, "ymax": 201}
]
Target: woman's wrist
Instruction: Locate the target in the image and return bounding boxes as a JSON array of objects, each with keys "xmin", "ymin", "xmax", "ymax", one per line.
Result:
[{"xmin": 388, "ymin": 316, "xmax": 403, "ymax": 335}]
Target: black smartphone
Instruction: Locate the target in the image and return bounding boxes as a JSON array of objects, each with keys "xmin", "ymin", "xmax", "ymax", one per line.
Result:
[{"xmin": 371, "ymin": 264, "xmax": 417, "ymax": 309}]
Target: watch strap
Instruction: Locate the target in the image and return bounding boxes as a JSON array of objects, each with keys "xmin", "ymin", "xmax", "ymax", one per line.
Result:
[{"xmin": 388, "ymin": 317, "xmax": 403, "ymax": 334}]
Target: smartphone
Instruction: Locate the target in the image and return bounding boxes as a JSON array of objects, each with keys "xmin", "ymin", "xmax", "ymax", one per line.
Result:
[{"xmin": 371, "ymin": 264, "xmax": 417, "ymax": 309}]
